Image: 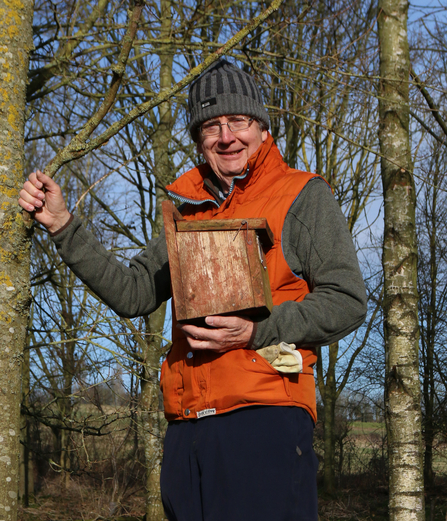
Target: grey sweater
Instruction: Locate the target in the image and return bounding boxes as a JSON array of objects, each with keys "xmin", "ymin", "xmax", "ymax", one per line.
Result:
[{"xmin": 52, "ymin": 177, "xmax": 367, "ymax": 349}]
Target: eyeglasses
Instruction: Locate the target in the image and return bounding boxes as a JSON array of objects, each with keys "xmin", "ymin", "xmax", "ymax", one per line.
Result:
[{"xmin": 200, "ymin": 116, "xmax": 255, "ymax": 137}]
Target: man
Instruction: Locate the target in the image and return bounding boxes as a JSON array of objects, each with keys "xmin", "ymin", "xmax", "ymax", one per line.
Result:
[{"xmin": 19, "ymin": 60, "xmax": 367, "ymax": 520}]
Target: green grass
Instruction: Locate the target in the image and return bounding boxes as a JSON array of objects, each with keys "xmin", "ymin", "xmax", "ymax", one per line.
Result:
[{"xmin": 348, "ymin": 421, "xmax": 386, "ymax": 436}]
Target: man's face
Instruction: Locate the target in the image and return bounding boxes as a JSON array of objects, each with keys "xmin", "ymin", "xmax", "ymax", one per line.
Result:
[{"xmin": 197, "ymin": 115, "xmax": 268, "ymax": 191}]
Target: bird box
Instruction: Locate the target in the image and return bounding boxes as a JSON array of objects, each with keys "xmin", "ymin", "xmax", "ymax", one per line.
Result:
[{"xmin": 162, "ymin": 200, "xmax": 274, "ymax": 323}]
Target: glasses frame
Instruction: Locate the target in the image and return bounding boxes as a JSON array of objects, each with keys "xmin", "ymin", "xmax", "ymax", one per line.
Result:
[{"xmin": 200, "ymin": 116, "xmax": 255, "ymax": 137}]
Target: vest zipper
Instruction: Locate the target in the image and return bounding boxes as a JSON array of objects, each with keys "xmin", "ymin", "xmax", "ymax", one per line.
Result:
[
  {"xmin": 226, "ymin": 168, "xmax": 248, "ymax": 198},
  {"xmin": 167, "ymin": 191, "xmax": 220, "ymax": 207}
]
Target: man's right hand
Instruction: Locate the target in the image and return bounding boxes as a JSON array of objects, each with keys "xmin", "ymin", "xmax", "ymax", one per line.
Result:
[{"xmin": 19, "ymin": 170, "xmax": 71, "ymax": 234}]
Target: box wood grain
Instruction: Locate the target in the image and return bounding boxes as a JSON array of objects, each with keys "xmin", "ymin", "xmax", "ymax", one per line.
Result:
[{"xmin": 162, "ymin": 200, "xmax": 273, "ymax": 322}]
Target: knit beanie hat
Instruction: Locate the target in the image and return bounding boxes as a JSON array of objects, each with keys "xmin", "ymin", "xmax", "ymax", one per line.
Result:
[{"xmin": 188, "ymin": 59, "xmax": 270, "ymax": 141}]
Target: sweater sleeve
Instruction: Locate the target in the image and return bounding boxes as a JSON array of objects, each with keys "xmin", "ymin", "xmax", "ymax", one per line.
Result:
[
  {"xmin": 52, "ymin": 216, "xmax": 171, "ymax": 318},
  {"xmin": 252, "ymin": 177, "xmax": 367, "ymax": 349}
]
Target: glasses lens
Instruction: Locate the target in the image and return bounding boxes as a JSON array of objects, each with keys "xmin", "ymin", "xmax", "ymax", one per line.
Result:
[
  {"xmin": 201, "ymin": 123, "xmax": 221, "ymax": 136},
  {"xmin": 228, "ymin": 118, "xmax": 250, "ymax": 131}
]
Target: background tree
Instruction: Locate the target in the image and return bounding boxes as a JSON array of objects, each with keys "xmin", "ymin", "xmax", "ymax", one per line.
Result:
[
  {"xmin": 409, "ymin": 4, "xmax": 447, "ymax": 493},
  {"xmin": 378, "ymin": 0, "xmax": 425, "ymax": 519},
  {"xmin": 416, "ymin": 140, "xmax": 447, "ymax": 488}
]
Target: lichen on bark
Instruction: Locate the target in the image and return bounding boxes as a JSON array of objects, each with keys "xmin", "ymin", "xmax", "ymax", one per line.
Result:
[{"xmin": 0, "ymin": 0, "xmax": 34, "ymax": 519}]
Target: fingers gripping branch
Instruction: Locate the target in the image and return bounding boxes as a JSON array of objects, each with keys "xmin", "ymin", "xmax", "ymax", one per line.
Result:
[{"xmin": 19, "ymin": 171, "xmax": 71, "ymax": 233}]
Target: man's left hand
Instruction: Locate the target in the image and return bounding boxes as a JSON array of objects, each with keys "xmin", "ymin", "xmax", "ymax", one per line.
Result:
[{"xmin": 177, "ymin": 315, "xmax": 254, "ymax": 353}]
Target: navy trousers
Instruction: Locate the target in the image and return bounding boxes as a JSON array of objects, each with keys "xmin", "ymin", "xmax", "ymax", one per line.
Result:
[{"xmin": 160, "ymin": 406, "xmax": 318, "ymax": 521}]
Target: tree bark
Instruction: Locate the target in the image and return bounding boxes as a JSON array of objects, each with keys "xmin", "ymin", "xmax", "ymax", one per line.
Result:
[
  {"xmin": 316, "ymin": 342, "xmax": 338, "ymax": 495},
  {"xmin": 378, "ymin": 1, "xmax": 425, "ymax": 519},
  {"xmin": 140, "ymin": 3, "xmax": 175, "ymax": 518},
  {"xmin": 0, "ymin": 1, "xmax": 34, "ymax": 518}
]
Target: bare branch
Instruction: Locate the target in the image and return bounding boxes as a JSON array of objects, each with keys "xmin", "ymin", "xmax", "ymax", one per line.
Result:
[
  {"xmin": 411, "ymin": 67, "xmax": 447, "ymax": 141},
  {"xmin": 42, "ymin": 0, "xmax": 286, "ymax": 179}
]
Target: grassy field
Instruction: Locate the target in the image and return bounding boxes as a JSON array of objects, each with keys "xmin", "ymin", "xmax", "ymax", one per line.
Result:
[
  {"xmin": 17, "ymin": 418, "xmax": 447, "ymax": 521},
  {"xmin": 348, "ymin": 421, "xmax": 386, "ymax": 437},
  {"xmin": 19, "ymin": 479, "xmax": 447, "ymax": 521}
]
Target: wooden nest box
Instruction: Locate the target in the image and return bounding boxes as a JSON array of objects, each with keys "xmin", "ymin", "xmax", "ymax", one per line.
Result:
[{"xmin": 162, "ymin": 200, "xmax": 274, "ymax": 323}]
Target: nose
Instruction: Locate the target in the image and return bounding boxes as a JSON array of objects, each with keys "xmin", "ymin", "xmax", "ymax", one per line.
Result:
[{"xmin": 218, "ymin": 123, "xmax": 236, "ymax": 144}]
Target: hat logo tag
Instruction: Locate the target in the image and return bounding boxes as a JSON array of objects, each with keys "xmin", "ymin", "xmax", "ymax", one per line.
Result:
[{"xmin": 201, "ymin": 97, "xmax": 216, "ymax": 109}]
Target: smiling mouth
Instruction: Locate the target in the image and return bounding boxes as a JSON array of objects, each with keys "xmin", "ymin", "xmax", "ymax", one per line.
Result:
[{"xmin": 219, "ymin": 150, "xmax": 243, "ymax": 156}]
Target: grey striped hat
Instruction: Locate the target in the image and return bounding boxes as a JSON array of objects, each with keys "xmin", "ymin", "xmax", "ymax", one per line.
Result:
[{"xmin": 188, "ymin": 59, "xmax": 270, "ymax": 141}]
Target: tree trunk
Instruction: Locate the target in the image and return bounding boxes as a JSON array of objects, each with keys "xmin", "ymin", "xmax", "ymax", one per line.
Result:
[
  {"xmin": 421, "ymin": 166, "xmax": 438, "ymax": 488},
  {"xmin": 0, "ymin": 1, "xmax": 34, "ymax": 519},
  {"xmin": 316, "ymin": 342, "xmax": 338, "ymax": 495},
  {"xmin": 141, "ymin": 303, "xmax": 167, "ymax": 521},
  {"xmin": 59, "ymin": 416, "xmax": 71, "ymax": 489},
  {"xmin": 378, "ymin": 1, "xmax": 425, "ymax": 519},
  {"xmin": 59, "ymin": 315, "xmax": 76, "ymax": 489},
  {"xmin": 140, "ymin": 3, "xmax": 174, "ymax": 518}
]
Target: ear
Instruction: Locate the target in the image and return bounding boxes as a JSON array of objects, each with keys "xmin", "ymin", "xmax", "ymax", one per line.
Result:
[
  {"xmin": 261, "ymin": 129, "xmax": 268, "ymax": 143},
  {"xmin": 197, "ymin": 141, "xmax": 203, "ymax": 155}
]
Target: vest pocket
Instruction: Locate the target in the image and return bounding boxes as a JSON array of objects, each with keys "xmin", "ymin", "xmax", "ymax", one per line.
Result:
[
  {"xmin": 283, "ymin": 374, "xmax": 297, "ymax": 398},
  {"xmin": 243, "ymin": 349, "xmax": 278, "ymax": 374},
  {"xmin": 245, "ymin": 349, "xmax": 293, "ymax": 398}
]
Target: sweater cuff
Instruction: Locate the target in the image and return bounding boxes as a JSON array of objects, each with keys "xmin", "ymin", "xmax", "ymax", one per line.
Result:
[
  {"xmin": 247, "ymin": 321, "xmax": 258, "ymax": 349},
  {"xmin": 49, "ymin": 214, "xmax": 74, "ymax": 237}
]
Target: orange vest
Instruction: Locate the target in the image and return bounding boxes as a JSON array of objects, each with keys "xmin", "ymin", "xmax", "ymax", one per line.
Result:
[{"xmin": 162, "ymin": 134, "xmax": 323, "ymax": 422}]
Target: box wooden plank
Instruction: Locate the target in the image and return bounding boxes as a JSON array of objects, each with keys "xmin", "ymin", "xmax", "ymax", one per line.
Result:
[
  {"xmin": 162, "ymin": 200, "xmax": 273, "ymax": 322},
  {"xmin": 176, "ymin": 218, "xmax": 274, "ymax": 248},
  {"xmin": 246, "ymin": 234, "xmax": 273, "ymax": 311}
]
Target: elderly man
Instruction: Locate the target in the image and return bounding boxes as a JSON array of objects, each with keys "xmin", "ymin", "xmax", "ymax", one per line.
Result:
[{"xmin": 19, "ymin": 60, "xmax": 367, "ymax": 521}]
